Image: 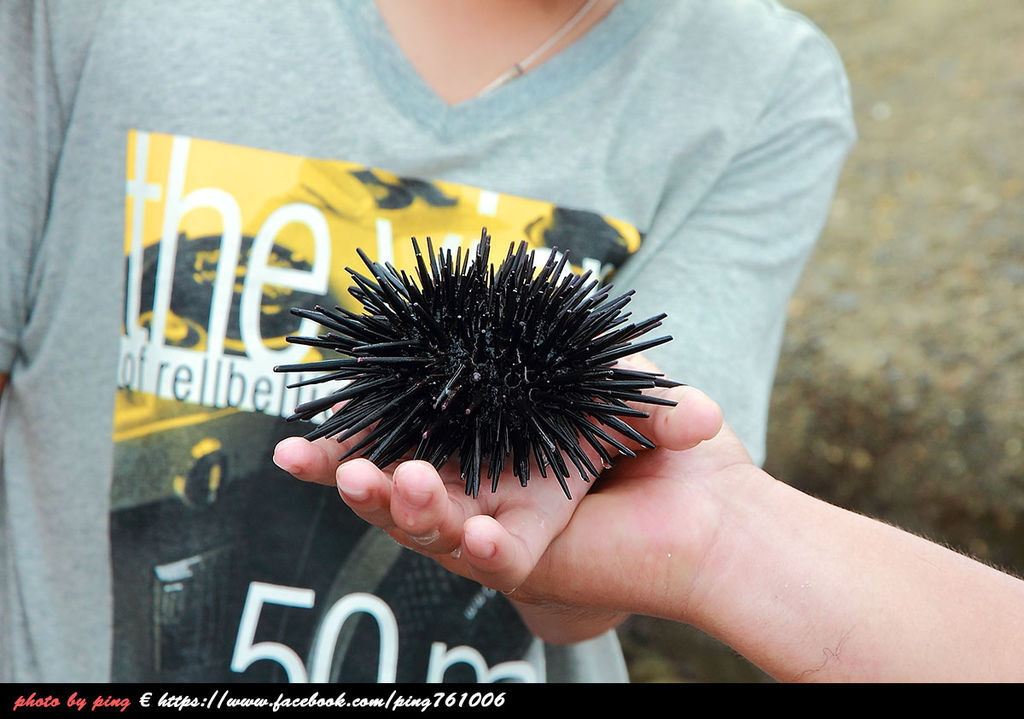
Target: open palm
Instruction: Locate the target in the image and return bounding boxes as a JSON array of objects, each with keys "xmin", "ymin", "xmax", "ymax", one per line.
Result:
[{"xmin": 272, "ymin": 357, "xmax": 731, "ymax": 622}]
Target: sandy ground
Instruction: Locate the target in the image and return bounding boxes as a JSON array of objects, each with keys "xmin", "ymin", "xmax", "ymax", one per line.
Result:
[{"xmin": 621, "ymin": 0, "xmax": 1024, "ymax": 682}]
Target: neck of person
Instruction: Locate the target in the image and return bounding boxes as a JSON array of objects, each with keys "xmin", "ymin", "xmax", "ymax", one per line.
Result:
[{"xmin": 374, "ymin": 0, "xmax": 618, "ymax": 105}]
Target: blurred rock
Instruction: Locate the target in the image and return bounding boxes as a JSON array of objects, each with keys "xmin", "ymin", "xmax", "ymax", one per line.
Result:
[{"xmin": 622, "ymin": 0, "xmax": 1024, "ymax": 682}]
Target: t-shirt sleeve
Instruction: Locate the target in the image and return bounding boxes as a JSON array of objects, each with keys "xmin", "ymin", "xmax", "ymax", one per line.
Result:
[
  {"xmin": 0, "ymin": 0, "xmax": 100, "ymax": 375},
  {"xmin": 619, "ymin": 24, "xmax": 856, "ymax": 466},
  {"xmin": 1, "ymin": 2, "xmax": 50, "ymax": 373}
]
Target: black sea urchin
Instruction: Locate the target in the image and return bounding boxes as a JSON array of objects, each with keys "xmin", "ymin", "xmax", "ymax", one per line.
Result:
[{"xmin": 274, "ymin": 228, "xmax": 678, "ymax": 499}]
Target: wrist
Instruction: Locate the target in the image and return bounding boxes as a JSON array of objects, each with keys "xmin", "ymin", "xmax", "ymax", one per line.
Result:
[
  {"xmin": 518, "ymin": 457, "xmax": 767, "ymax": 626},
  {"xmin": 645, "ymin": 462, "xmax": 772, "ymax": 626},
  {"xmin": 510, "ymin": 598, "xmax": 628, "ymax": 644}
]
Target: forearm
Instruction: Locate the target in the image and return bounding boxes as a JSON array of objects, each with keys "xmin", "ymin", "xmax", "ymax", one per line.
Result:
[{"xmin": 680, "ymin": 465, "xmax": 1024, "ymax": 682}]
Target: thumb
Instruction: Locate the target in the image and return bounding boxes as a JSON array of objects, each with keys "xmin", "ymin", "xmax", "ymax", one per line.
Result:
[{"xmin": 616, "ymin": 354, "xmax": 724, "ymax": 452}]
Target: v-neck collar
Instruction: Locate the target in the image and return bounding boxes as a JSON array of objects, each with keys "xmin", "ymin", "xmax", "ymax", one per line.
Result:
[{"xmin": 343, "ymin": 0, "xmax": 657, "ymax": 140}]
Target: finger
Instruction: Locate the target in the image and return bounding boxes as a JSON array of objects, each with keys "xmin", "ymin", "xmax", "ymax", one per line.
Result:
[
  {"xmin": 455, "ymin": 474, "xmax": 574, "ymax": 591},
  {"xmin": 458, "ymin": 514, "xmax": 531, "ymax": 593},
  {"xmin": 643, "ymin": 385, "xmax": 724, "ymax": 451},
  {"xmin": 335, "ymin": 458, "xmax": 398, "ymax": 530},
  {"xmin": 273, "ymin": 436, "xmax": 344, "ymax": 485},
  {"xmin": 388, "ymin": 461, "xmax": 468, "ymax": 554},
  {"xmin": 614, "ymin": 355, "xmax": 722, "ymax": 451},
  {"xmin": 274, "ymin": 395, "xmax": 385, "ymax": 484}
]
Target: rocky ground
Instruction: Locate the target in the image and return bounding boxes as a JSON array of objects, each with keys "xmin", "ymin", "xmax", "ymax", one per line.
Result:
[{"xmin": 620, "ymin": 0, "xmax": 1024, "ymax": 682}]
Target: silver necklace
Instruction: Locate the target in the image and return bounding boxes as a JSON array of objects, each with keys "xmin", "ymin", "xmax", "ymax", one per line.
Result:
[{"xmin": 474, "ymin": 0, "xmax": 601, "ymax": 98}]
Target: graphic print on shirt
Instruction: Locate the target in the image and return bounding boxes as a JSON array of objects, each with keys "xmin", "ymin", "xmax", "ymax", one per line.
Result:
[{"xmin": 112, "ymin": 130, "xmax": 642, "ymax": 682}]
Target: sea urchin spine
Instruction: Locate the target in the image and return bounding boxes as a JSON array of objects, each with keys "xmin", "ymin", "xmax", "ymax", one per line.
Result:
[{"xmin": 274, "ymin": 228, "xmax": 679, "ymax": 499}]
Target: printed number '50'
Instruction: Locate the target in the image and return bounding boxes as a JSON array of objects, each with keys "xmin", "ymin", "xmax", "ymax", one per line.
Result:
[{"xmin": 230, "ymin": 581, "xmax": 398, "ymax": 682}]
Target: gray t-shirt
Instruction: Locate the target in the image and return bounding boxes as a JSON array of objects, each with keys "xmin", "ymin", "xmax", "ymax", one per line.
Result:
[{"xmin": 0, "ymin": 0, "xmax": 854, "ymax": 681}]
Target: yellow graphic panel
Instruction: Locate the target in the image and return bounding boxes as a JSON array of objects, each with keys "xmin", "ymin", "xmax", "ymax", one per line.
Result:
[{"xmin": 115, "ymin": 130, "xmax": 641, "ymax": 504}]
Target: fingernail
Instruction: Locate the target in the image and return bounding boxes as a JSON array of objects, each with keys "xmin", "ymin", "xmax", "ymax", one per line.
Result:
[
  {"xmin": 467, "ymin": 537, "xmax": 496, "ymax": 560},
  {"xmin": 401, "ymin": 486, "xmax": 432, "ymax": 508},
  {"xmin": 274, "ymin": 458, "xmax": 298, "ymax": 475},
  {"xmin": 337, "ymin": 477, "xmax": 369, "ymax": 502}
]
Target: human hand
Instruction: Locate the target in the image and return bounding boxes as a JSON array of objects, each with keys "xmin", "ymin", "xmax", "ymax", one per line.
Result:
[{"xmin": 271, "ymin": 357, "xmax": 742, "ymax": 639}]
